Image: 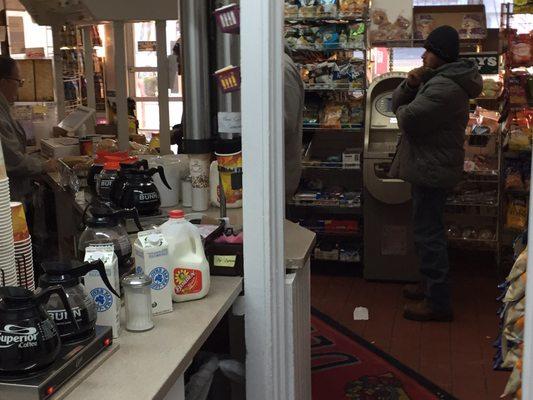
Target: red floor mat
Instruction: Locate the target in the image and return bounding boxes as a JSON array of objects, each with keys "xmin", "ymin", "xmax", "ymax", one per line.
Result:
[{"xmin": 312, "ymin": 308, "xmax": 457, "ymax": 400}]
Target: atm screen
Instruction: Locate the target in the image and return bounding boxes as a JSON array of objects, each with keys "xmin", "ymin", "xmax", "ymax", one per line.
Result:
[{"xmin": 375, "ymin": 93, "xmax": 395, "ymax": 117}]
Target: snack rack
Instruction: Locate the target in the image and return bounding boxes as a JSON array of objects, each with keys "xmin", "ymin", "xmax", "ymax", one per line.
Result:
[
  {"xmin": 284, "ymin": 1, "xmax": 368, "ymax": 273},
  {"xmin": 498, "ymin": 2, "xmax": 532, "ymax": 272}
]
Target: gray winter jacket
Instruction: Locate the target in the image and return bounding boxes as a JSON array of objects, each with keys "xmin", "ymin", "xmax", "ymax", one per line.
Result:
[
  {"xmin": 390, "ymin": 60, "xmax": 483, "ymax": 189},
  {"xmin": 0, "ymin": 92, "xmax": 43, "ymax": 200},
  {"xmin": 284, "ymin": 53, "xmax": 304, "ymax": 200}
]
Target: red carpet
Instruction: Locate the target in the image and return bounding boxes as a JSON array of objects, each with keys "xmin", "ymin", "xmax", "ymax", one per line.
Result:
[{"xmin": 312, "ymin": 308, "xmax": 457, "ymax": 400}]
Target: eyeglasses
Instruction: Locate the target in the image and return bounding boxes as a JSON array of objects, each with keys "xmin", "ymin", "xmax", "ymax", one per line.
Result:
[{"xmin": 3, "ymin": 77, "xmax": 24, "ymax": 87}]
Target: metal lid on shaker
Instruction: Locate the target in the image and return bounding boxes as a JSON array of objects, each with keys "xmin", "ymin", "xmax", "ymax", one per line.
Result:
[{"xmin": 122, "ymin": 273, "xmax": 152, "ymax": 288}]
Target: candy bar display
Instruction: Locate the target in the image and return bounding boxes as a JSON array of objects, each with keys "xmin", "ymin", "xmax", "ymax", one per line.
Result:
[
  {"xmin": 285, "ymin": 23, "xmax": 365, "ymax": 51},
  {"xmin": 369, "ymin": 2, "xmax": 412, "ymax": 44}
]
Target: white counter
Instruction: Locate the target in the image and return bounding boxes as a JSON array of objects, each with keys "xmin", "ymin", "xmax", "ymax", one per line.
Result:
[{"xmin": 55, "ymin": 276, "xmax": 243, "ymax": 400}]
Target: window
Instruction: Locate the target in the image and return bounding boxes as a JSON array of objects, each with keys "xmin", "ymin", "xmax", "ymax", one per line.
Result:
[
  {"xmin": 126, "ymin": 20, "xmax": 182, "ymax": 136},
  {"xmin": 5, "ymin": 10, "xmax": 53, "ymax": 58}
]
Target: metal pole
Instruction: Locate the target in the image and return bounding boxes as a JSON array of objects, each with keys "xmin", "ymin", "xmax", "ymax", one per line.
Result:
[
  {"xmin": 82, "ymin": 26, "xmax": 96, "ymax": 134},
  {"xmin": 156, "ymin": 20, "xmax": 171, "ymax": 155},
  {"xmin": 179, "ymin": 0, "xmax": 212, "ymax": 148},
  {"xmin": 112, "ymin": 21, "xmax": 129, "ymax": 151},
  {"xmin": 51, "ymin": 25, "xmax": 66, "ymax": 121}
]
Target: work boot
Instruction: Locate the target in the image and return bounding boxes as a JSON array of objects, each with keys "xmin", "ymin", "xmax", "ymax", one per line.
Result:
[
  {"xmin": 402, "ymin": 283, "xmax": 425, "ymax": 301},
  {"xmin": 403, "ymin": 299, "xmax": 453, "ymax": 322}
]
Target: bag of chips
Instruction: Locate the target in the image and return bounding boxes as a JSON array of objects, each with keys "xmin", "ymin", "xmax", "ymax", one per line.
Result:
[
  {"xmin": 322, "ymin": 102, "xmax": 343, "ymax": 128},
  {"xmin": 502, "ymin": 358, "xmax": 522, "ymax": 398},
  {"xmin": 506, "ymin": 166, "xmax": 525, "ymax": 191},
  {"xmin": 505, "ymin": 272, "xmax": 527, "ymax": 303},
  {"xmin": 506, "ymin": 199, "xmax": 528, "ymax": 231},
  {"xmin": 507, "ymin": 248, "xmax": 528, "ymax": 282}
]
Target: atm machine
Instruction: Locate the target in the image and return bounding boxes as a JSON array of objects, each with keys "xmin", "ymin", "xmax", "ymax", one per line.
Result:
[{"xmin": 363, "ymin": 72, "xmax": 420, "ymax": 282}]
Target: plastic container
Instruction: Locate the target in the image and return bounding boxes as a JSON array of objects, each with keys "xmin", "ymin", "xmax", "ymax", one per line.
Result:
[{"xmin": 159, "ymin": 210, "xmax": 210, "ymax": 303}]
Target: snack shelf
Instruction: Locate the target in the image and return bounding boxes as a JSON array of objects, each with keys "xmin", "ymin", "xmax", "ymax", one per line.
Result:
[
  {"xmin": 290, "ymin": 46, "xmax": 366, "ymax": 52},
  {"xmin": 304, "ymin": 84, "xmax": 365, "ymax": 92},
  {"xmin": 302, "ymin": 162, "xmax": 361, "ymax": 171},
  {"xmin": 311, "ymin": 257, "xmax": 362, "ymax": 266},
  {"xmin": 285, "ymin": 14, "xmax": 365, "ymax": 23},
  {"xmin": 446, "ymin": 202, "xmax": 499, "ymax": 208},
  {"xmin": 287, "ymin": 202, "xmax": 362, "ymax": 215},
  {"xmin": 308, "ymin": 229, "xmax": 362, "ymax": 238},
  {"xmin": 464, "ymin": 170, "xmax": 500, "ymax": 177},
  {"xmin": 303, "ymin": 124, "xmax": 363, "ymax": 132},
  {"xmin": 505, "ymin": 189, "xmax": 530, "ymax": 196},
  {"xmin": 448, "ymin": 237, "xmax": 498, "ymax": 245}
]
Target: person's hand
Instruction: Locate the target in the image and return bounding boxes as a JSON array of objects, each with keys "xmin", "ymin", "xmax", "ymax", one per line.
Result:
[
  {"xmin": 406, "ymin": 68, "xmax": 423, "ymax": 89},
  {"xmin": 43, "ymin": 159, "xmax": 58, "ymax": 173}
]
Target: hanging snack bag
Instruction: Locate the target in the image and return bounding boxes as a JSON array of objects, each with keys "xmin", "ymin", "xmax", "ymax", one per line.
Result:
[
  {"xmin": 506, "ymin": 199, "xmax": 528, "ymax": 232},
  {"xmin": 510, "ymin": 33, "xmax": 532, "ymax": 67},
  {"xmin": 505, "ymin": 272, "xmax": 527, "ymax": 303},
  {"xmin": 505, "ymin": 166, "xmax": 525, "ymax": 191},
  {"xmin": 507, "ymin": 248, "xmax": 528, "ymax": 283},
  {"xmin": 502, "ymin": 357, "xmax": 522, "ymax": 398}
]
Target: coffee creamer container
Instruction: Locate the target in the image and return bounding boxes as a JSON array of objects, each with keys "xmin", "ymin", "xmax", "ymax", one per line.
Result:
[
  {"xmin": 134, "ymin": 230, "xmax": 173, "ymax": 315},
  {"xmin": 84, "ymin": 244, "xmax": 121, "ymax": 338}
]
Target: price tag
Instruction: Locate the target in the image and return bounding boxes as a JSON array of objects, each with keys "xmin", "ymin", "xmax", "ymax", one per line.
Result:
[{"xmin": 214, "ymin": 255, "xmax": 237, "ymax": 268}]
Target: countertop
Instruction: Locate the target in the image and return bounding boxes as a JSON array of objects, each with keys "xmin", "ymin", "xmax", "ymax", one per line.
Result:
[{"xmin": 55, "ymin": 276, "xmax": 243, "ymax": 400}]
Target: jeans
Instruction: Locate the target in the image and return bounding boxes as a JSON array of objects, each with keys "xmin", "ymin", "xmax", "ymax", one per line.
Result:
[{"xmin": 411, "ymin": 185, "xmax": 451, "ymax": 312}]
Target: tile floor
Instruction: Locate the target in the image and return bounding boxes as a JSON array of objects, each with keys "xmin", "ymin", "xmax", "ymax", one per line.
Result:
[{"xmin": 310, "ymin": 251, "xmax": 511, "ymax": 399}]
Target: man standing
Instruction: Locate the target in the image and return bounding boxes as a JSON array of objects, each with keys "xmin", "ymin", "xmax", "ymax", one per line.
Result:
[
  {"xmin": 390, "ymin": 26, "xmax": 483, "ymax": 321},
  {"xmin": 0, "ymin": 56, "xmax": 56, "ymax": 201}
]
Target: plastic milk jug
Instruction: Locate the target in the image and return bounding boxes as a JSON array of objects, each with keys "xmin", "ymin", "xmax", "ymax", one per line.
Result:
[
  {"xmin": 134, "ymin": 229, "xmax": 173, "ymax": 315},
  {"xmin": 159, "ymin": 210, "xmax": 210, "ymax": 302},
  {"xmin": 84, "ymin": 244, "xmax": 121, "ymax": 338}
]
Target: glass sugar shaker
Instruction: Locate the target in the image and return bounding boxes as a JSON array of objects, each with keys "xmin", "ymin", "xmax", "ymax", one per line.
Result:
[{"xmin": 122, "ymin": 273, "xmax": 154, "ymax": 332}]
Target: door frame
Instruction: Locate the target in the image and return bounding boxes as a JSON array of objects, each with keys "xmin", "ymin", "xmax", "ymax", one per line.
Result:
[{"xmin": 241, "ymin": 0, "xmax": 288, "ymax": 399}]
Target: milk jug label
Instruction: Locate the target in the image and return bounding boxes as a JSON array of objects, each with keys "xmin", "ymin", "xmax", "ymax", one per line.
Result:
[{"xmin": 174, "ymin": 268, "xmax": 203, "ymax": 295}]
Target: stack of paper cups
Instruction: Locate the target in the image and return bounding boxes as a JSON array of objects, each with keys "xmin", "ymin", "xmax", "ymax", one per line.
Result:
[
  {"xmin": 189, "ymin": 154, "xmax": 210, "ymax": 211},
  {"xmin": 0, "ymin": 177, "xmax": 16, "ymax": 287},
  {"xmin": 11, "ymin": 202, "xmax": 34, "ymax": 290}
]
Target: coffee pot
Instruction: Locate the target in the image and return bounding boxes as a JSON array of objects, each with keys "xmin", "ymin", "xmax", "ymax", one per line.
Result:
[
  {"xmin": 37, "ymin": 260, "xmax": 120, "ymax": 342},
  {"xmin": 111, "ymin": 160, "xmax": 172, "ymax": 216},
  {"xmin": 0, "ymin": 286, "xmax": 78, "ymax": 374},
  {"xmin": 79, "ymin": 202, "xmax": 142, "ymax": 276}
]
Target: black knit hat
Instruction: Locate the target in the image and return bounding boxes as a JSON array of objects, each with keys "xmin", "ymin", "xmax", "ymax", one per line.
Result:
[{"xmin": 424, "ymin": 25, "xmax": 460, "ymax": 63}]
